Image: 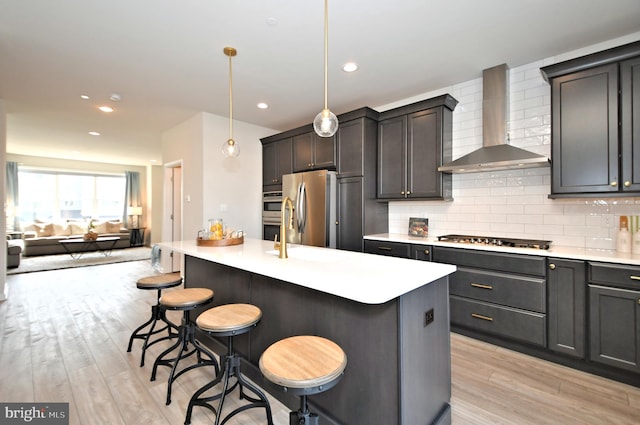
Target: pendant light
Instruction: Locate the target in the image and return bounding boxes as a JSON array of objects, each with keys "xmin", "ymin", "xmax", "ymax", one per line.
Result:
[
  {"xmin": 222, "ymin": 46, "xmax": 240, "ymax": 157},
  {"xmin": 313, "ymin": 0, "xmax": 338, "ymax": 138}
]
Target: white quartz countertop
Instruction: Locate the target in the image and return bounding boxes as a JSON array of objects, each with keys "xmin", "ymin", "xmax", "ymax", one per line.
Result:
[
  {"xmin": 365, "ymin": 233, "xmax": 640, "ymax": 266},
  {"xmin": 157, "ymin": 238, "xmax": 456, "ymax": 305}
]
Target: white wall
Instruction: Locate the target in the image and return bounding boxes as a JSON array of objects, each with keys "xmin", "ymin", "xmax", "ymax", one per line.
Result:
[
  {"xmin": 202, "ymin": 113, "xmax": 267, "ymax": 239},
  {"xmin": 161, "ymin": 113, "xmax": 204, "ymax": 242},
  {"xmin": 162, "ymin": 112, "xmax": 275, "ymax": 242},
  {"xmin": 379, "ymin": 32, "xmax": 640, "ymax": 250},
  {"xmin": 1, "ymin": 98, "xmax": 7, "ymax": 301}
]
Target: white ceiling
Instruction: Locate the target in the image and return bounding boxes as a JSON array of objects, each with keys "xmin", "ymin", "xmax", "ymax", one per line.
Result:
[{"xmin": 2, "ymin": 0, "xmax": 640, "ymax": 166}]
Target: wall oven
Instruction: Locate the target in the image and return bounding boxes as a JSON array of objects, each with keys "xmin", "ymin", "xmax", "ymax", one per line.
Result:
[{"xmin": 262, "ymin": 191, "xmax": 282, "ymax": 241}]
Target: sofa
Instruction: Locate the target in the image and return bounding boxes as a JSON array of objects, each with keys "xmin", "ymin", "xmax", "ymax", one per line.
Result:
[
  {"xmin": 7, "ymin": 238, "xmax": 23, "ymax": 267},
  {"xmin": 21, "ymin": 220, "xmax": 131, "ymax": 256}
]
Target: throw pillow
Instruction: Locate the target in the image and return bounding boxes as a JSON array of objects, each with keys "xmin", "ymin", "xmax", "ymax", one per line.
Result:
[
  {"xmin": 69, "ymin": 222, "xmax": 86, "ymax": 235},
  {"xmin": 92, "ymin": 221, "xmax": 107, "ymax": 234},
  {"xmin": 52, "ymin": 222, "xmax": 71, "ymax": 236},
  {"xmin": 106, "ymin": 221, "xmax": 122, "ymax": 233},
  {"xmin": 34, "ymin": 222, "xmax": 53, "ymax": 237}
]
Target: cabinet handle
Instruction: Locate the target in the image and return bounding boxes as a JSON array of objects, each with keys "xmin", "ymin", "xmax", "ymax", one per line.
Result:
[
  {"xmin": 335, "ymin": 221, "xmax": 339, "ymax": 225},
  {"xmin": 630, "ymin": 275, "xmax": 640, "ymax": 281},
  {"xmin": 611, "ymin": 181, "xmax": 618, "ymax": 187},
  {"xmin": 423, "ymin": 249, "xmax": 430, "ymax": 255},
  {"xmin": 549, "ymin": 263, "xmax": 556, "ymax": 270},
  {"xmin": 378, "ymin": 246, "xmax": 392, "ymax": 251},
  {"xmin": 471, "ymin": 313, "xmax": 493, "ymax": 322},
  {"xmin": 406, "ymin": 191, "xmax": 411, "ymax": 195},
  {"xmin": 400, "ymin": 191, "xmax": 405, "ymax": 195},
  {"xmin": 625, "ymin": 181, "xmax": 631, "ymax": 187},
  {"xmin": 471, "ymin": 283, "xmax": 493, "ymax": 290}
]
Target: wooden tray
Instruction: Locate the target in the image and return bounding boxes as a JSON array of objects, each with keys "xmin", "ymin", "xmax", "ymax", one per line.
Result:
[{"xmin": 197, "ymin": 236, "xmax": 244, "ymax": 247}]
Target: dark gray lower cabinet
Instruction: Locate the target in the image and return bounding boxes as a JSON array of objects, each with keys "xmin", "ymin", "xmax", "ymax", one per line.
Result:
[
  {"xmin": 411, "ymin": 244, "xmax": 432, "ymax": 261},
  {"xmin": 547, "ymin": 258, "xmax": 586, "ymax": 358},
  {"xmin": 433, "ymin": 246, "xmax": 547, "ymax": 347},
  {"xmin": 588, "ymin": 261, "xmax": 640, "ymax": 372},
  {"xmin": 363, "ymin": 239, "xmax": 411, "ymax": 258}
]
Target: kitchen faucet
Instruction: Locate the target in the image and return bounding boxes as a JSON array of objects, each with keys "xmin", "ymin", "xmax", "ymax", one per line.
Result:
[{"xmin": 274, "ymin": 196, "xmax": 294, "ymax": 259}]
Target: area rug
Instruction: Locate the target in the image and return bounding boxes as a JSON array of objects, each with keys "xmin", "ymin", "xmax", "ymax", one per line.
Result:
[{"xmin": 7, "ymin": 247, "xmax": 152, "ymax": 275}]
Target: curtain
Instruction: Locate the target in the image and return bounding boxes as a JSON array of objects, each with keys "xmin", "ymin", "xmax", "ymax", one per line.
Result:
[
  {"xmin": 6, "ymin": 161, "xmax": 19, "ymax": 231},
  {"xmin": 123, "ymin": 171, "xmax": 141, "ymax": 226}
]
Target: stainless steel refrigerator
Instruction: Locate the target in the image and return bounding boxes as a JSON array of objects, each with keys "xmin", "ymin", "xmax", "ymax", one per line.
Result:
[{"xmin": 282, "ymin": 170, "xmax": 336, "ymax": 247}]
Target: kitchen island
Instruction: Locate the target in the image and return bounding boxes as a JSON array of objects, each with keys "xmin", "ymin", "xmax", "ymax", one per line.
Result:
[{"xmin": 158, "ymin": 238, "xmax": 456, "ymax": 425}]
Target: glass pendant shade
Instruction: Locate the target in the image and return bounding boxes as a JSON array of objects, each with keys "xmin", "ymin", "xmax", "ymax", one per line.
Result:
[
  {"xmin": 314, "ymin": 108, "xmax": 338, "ymax": 137},
  {"xmin": 222, "ymin": 139, "xmax": 240, "ymax": 157}
]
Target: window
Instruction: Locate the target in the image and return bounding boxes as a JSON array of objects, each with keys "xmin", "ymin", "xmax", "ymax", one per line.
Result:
[{"xmin": 18, "ymin": 169, "xmax": 126, "ymax": 222}]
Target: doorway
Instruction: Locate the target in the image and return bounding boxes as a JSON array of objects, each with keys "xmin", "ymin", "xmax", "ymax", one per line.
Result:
[{"xmin": 163, "ymin": 161, "xmax": 183, "ymax": 272}]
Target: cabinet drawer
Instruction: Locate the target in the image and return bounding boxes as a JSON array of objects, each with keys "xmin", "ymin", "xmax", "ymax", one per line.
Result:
[
  {"xmin": 589, "ymin": 262, "xmax": 640, "ymax": 290},
  {"xmin": 363, "ymin": 240, "xmax": 410, "ymax": 258},
  {"xmin": 451, "ymin": 295, "xmax": 546, "ymax": 347},
  {"xmin": 450, "ymin": 267, "xmax": 546, "ymax": 313},
  {"xmin": 433, "ymin": 247, "xmax": 546, "ymax": 276}
]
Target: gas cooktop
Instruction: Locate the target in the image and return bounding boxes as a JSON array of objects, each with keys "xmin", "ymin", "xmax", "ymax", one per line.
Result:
[{"xmin": 437, "ymin": 234, "xmax": 551, "ymax": 250}]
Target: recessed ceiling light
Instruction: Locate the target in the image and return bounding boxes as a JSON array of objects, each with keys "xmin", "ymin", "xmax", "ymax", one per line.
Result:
[
  {"xmin": 342, "ymin": 62, "xmax": 359, "ymax": 72},
  {"xmin": 80, "ymin": 95, "xmax": 90, "ymax": 100},
  {"xmin": 109, "ymin": 93, "xmax": 122, "ymax": 102},
  {"xmin": 88, "ymin": 131, "xmax": 100, "ymax": 136},
  {"xmin": 98, "ymin": 106, "xmax": 114, "ymax": 113},
  {"xmin": 150, "ymin": 159, "xmax": 157, "ymax": 163},
  {"xmin": 257, "ymin": 102, "xmax": 269, "ymax": 109}
]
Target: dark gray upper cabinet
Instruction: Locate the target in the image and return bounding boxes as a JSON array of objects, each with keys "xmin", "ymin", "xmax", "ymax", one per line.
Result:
[
  {"xmin": 335, "ymin": 108, "xmax": 387, "ymax": 252},
  {"xmin": 541, "ymin": 40, "xmax": 640, "ymax": 197},
  {"xmin": 261, "ymin": 137, "xmax": 292, "ymax": 191},
  {"xmin": 292, "ymin": 131, "xmax": 336, "ymax": 172},
  {"xmin": 377, "ymin": 94, "xmax": 457, "ymax": 200},
  {"xmin": 621, "ymin": 56, "xmax": 640, "ymax": 192},
  {"xmin": 547, "ymin": 258, "xmax": 586, "ymax": 359}
]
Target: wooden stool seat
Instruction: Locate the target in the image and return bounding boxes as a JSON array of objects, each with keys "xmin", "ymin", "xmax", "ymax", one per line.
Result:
[
  {"xmin": 260, "ymin": 335, "xmax": 347, "ymax": 391},
  {"xmin": 127, "ymin": 272, "xmax": 183, "ymax": 367},
  {"xmin": 196, "ymin": 303, "xmax": 262, "ymax": 334},
  {"xmin": 260, "ymin": 336, "xmax": 346, "ymax": 425},
  {"xmin": 160, "ymin": 287, "xmax": 213, "ymax": 309},
  {"xmin": 136, "ymin": 272, "xmax": 182, "ymax": 289},
  {"xmin": 151, "ymin": 287, "xmax": 218, "ymax": 405},
  {"xmin": 185, "ymin": 304, "xmax": 273, "ymax": 425}
]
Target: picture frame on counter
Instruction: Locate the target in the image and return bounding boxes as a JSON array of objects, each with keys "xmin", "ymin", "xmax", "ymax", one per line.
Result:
[{"xmin": 408, "ymin": 217, "xmax": 429, "ymax": 237}]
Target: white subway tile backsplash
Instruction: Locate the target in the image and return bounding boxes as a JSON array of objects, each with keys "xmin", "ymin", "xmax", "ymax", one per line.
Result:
[{"xmin": 388, "ymin": 39, "xmax": 640, "ymax": 249}]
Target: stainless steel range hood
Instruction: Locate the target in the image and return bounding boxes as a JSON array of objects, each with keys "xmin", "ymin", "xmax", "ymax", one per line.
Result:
[{"xmin": 438, "ymin": 64, "xmax": 550, "ymax": 174}]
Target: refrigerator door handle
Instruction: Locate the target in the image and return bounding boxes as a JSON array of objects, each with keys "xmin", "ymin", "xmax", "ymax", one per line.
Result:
[{"xmin": 297, "ymin": 182, "xmax": 307, "ymax": 233}]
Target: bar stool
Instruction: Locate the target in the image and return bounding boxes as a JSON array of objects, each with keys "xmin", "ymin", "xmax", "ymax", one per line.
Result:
[
  {"xmin": 185, "ymin": 304, "xmax": 273, "ymax": 425},
  {"xmin": 127, "ymin": 272, "xmax": 183, "ymax": 367},
  {"xmin": 259, "ymin": 335, "xmax": 347, "ymax": 425},
  {"xmin": 150, "ymin": 287, "xmax": 219, "ymax": 405}
]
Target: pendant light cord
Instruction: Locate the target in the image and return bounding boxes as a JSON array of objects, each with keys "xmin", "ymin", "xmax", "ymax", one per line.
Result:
[
  {"xmin": 228, "ymin": 51, "xmax": 233, "ymax": 140},
  {"xmin": 323, "ymin": 0, "xmax": 329, "ymax": 110}
]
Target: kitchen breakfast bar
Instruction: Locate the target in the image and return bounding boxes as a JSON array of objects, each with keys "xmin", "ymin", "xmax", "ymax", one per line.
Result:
[{"xmin": 158, "ymin": 239, "xmax": 456, "ymax": 425}]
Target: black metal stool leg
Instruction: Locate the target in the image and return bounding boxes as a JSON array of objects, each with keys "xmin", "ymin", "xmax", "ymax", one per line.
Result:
[
  {"xmin": 289, "ymin": 395, "xmax": 318, "ymax": 425},
  {"xmin": 185, "ymin": 335, "xmax": 273, "ymax": 425},
  {"xmin": 151, "ymin": 310, "xmax": 220, "ymax": 405},
  {"xmin": 127, "ymin": 288, "xmax": 180, "ymax": 367}
]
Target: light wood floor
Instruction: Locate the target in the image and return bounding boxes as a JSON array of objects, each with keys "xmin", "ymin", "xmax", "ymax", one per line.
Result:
[{"xmin": 2, "ymin": 260, "xmax": 639, "ymax": 424}]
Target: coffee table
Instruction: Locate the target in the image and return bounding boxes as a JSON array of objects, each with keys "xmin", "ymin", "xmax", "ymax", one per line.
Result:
[{"xmin": 59, "ymin": 236, "xmax": 120, "ymax": 259}]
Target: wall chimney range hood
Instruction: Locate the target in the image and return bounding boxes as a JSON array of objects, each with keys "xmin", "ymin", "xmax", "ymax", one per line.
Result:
[{"xmin": 438, "ymin": 64, "xmax": 550, "ymax": 174}]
